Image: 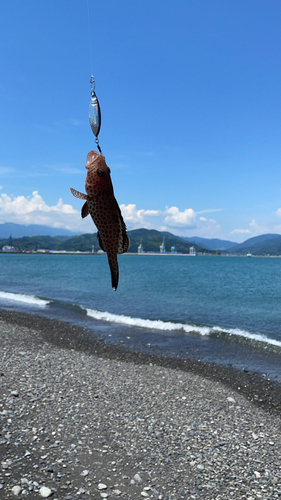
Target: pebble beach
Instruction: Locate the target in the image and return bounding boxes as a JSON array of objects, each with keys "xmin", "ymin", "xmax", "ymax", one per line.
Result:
[{"xmin": 0, "ymin": 309, "xmax": 281, "ymax": 500}]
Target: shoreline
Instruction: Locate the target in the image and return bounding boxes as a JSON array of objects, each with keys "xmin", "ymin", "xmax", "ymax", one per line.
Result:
[
  {"xmin": 1, "ymin": 309, "xmax": 281, "ymax": 499},
  {"xmin": 1, "ymin": 308, "xmax": 280, "ymax": 416}
]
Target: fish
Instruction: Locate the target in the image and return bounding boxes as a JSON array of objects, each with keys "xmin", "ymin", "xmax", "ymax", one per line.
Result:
[{"xmin": 70, "ymin": 151, "xmax": 130, "ymax": 290}]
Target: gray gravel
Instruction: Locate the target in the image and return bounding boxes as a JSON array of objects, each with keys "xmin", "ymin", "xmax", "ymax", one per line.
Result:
[{"xmin": 0, "ymin": 318, "xmax": 281, "ymax": 499}]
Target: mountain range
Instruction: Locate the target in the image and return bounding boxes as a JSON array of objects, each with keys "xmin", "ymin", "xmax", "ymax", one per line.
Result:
[
  {"xmin": 0, "ymin": 222, "xmax": 78, "ymax": 238},
  {"xmin": 1, "ymin": 224, "xmax": 281, "ymax": 255},
  {"xmin": 181, "ymin": 236, "xmax": 235, "ymax": 251}
]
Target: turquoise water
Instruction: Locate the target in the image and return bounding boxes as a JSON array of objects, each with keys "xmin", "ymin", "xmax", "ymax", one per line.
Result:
[{"xmin": 0, "ymin": 253, "xmax": 281, "ymax": 379}]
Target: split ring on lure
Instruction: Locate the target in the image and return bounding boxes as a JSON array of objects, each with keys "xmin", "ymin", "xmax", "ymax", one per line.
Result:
[{"xmin": 89, "ymin": 76, "xmax": 102, "ymax": 152}]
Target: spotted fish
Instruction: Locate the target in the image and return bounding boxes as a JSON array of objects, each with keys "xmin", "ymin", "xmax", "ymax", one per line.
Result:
[{"xmin": 70, "ymin": 151, "xmax": 129, "ymax": 290}]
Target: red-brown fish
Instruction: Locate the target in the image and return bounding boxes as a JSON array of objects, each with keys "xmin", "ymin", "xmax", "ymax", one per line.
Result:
[{"xmin": 70, "ymin": 151, "xmax": 129, "ymax": 290}]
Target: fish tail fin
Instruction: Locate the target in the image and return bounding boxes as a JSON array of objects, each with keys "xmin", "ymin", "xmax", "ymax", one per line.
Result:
[{"xmin": 108, "ymin": 254, "xmax": 119, "ymax": 291}]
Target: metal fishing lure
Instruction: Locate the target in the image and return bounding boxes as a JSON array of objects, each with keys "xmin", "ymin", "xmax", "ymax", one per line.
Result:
[{"xmin": 89, "ymin": 75, "xmax": 102, "ymax": 153}]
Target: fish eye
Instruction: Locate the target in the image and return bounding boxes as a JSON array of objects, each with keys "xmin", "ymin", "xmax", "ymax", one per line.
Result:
[{"xmin": 97, "ymin": 168, "xmax": 105, "ymax": 177}]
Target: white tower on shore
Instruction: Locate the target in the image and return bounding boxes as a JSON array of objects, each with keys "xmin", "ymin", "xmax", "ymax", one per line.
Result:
[
  {"xmin": 138, "ymin": 238, "xmax": 144, "ymax": 253},
  {"xmin": 160, "ymin": 237, "xmax": 166, "ymax": 253}
]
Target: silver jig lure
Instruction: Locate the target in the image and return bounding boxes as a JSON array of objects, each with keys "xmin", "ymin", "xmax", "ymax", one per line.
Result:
[{"xmin": 89, "ymin": 75, "xmax": 102, "ymax": 153}]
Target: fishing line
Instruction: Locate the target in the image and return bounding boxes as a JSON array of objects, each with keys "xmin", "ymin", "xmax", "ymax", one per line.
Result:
[
  {"xmin": 86, "ymin": 0, "xmax": 94, "ymax": 77},
  {"xmin": 87, "ymin": 0, "xmax": 102, "ymax": 153}
]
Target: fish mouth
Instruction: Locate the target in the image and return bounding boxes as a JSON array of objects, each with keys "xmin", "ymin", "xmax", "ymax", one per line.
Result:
[{"xmin": 85, "ymin": 152, "xmax": 106, "ymax": 172}]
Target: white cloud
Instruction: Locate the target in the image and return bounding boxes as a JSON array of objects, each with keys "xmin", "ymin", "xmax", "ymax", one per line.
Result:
[
  {"xmin": 276, "ymin": 208, "xmax": 281, "ymax": 217},
  {"xmin": 231, "ymin": 219, "xmax": 271, "ymax": 238},
  {"xmin": 0, "ymin": 191, "xmax": 90, "ymax": 231},
  {"xmin": 120, "ymin": 204, "xmax": 222, "ymax": 237},
  {"xmin": 249, "ymin": 219, "xmax": 269, "ymax": 234},
  {"xmin": 164, "ymin": 206, "xmax": 197, "ymax": 228},
  {"xmin": 119, "ymin": 204, "xmax": 162, "ymax": 229},
  {"xmin": 0, "ymin": 190, "xmax": 223, "ymax": 238}
]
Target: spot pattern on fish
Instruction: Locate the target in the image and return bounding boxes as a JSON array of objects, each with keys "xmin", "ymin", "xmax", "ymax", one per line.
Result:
[{"xmin": 70, "ymin": 151, "xmax": 129, "ymax": 290}]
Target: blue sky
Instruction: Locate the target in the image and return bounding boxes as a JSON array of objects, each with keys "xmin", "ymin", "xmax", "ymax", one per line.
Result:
[{"xmin": 1, "ymin": 0, "xmax": 281, "ymax": 242}]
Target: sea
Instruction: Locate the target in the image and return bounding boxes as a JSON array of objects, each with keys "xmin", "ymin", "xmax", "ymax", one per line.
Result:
[{"xmin": 0, "ymin": 253, "xmax": 281, "ymax": 382}]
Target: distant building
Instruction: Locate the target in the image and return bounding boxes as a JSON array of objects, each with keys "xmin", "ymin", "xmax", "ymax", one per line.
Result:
[
  {"xmin": 171, "ymin": 245, "xmax": 177, "ymax": 254},
  {"xmin": 189, "ymin": 246, "xmax": 196, "ymax": 256},
  {"xmin": 160, "ymin": 238, "xmax": 166, "ymax": 253},
  {"xmin": 92, "ymin": 245, "xmax": 95, "ymax": 253},
  {"xmin": 2, "ymin": 245, "xmax": 16, "ymax": 253}
]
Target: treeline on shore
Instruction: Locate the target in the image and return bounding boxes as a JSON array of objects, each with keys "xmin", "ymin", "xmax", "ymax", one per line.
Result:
[
  {"xmin": 0, "ymin": 229, "xmax": 208, "ymax": 254},
  {"xmin": 2, "ymin": 229, "xmax": 281, "ymax": 255}
]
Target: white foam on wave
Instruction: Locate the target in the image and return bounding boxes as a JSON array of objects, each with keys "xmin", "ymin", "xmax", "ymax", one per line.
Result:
[
  {"xmin": 214, "ymin": 326, "xmax": 281, "ymax": 348},
  {"xmin": 86, "ymin": 308, "xmax": 211, "ymax": 336},
  {"xmin": 86, "ymin": 308, "xmax": 281, "ymax": 348},
  {"xmin": 0, "ymin": 291, "xmax": 50, "ymax": 307}
]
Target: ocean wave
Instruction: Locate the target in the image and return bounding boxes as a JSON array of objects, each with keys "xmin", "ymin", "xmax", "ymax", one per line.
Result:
[
  {"xmin": 214, "ymin": 326, "xmax": 281, "ymax": 348},
  {"xmin": 0, "ymin": 291, "xmax": 50, "ymax": 307},
  {"xmin": 86, "ymin": 308, "xmax": 210, "ymax": 335},
  {"xmin": 86, "ymin": 308, "xmax": 281, "ymax": 349}
]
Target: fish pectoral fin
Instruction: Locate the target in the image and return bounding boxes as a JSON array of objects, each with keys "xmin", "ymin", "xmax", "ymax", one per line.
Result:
[
  {"xmin": 81, "ymin": 202, "xmax": 90, "ymax": 219},
  {"xmin": 70, "ymin": 188, "xmax": 87, "ymax": 200},
  {"xmin": 97, "ymin": 231, "xmax": 106, "ymax": 252}
]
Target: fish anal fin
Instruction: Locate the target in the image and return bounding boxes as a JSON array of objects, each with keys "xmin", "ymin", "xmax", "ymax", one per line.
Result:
[
  {"xmin": 70, "ymin": 187, "xmax": 87, "ymax": 200},
  {"xmin": 81, "ymin": 202, "xmax": 89, "ymax": 219},
  {"xmin": 97, "ymin": 231, "xmax": 106, "ymax": 252}
]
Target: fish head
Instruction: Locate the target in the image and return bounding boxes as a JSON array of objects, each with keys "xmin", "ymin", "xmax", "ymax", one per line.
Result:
[{"xmin": 85, "ymin": 151, "xmax": 113, "ymax": 196}]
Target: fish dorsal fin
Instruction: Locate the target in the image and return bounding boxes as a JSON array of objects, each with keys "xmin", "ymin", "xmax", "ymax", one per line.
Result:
[
  {"xmin": 70, "ymin": 187, "xmax": 87, "ymax": 200},
  {"xmin": 97, "ymin": 231, "xmax": 106, "ymax": 252},
  {"xmin": 115, "ymin": 199, "xmax": 130, "ymax": 254},
  {"xmin": 81, "ymin": 202, "xmax": 89, "ymax": 219}
]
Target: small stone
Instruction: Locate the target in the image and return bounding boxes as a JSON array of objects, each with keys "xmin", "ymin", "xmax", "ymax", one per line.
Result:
[
  {"xmin": 133, "ymin": 473, "xmax": 142, "ymax": 483},
  {"xmin": 252, "ymin": 433, "xmax": 259, "ymax": 440},
  {"xmin": 112, "ymin": 490, "xmax": 121, "ymax": 496},
  {"xmin": 100, "ymin": 494, "xmax": 108, "ymax": 499},
  {"xmin": 81, "ymin": 470, "xmax": 89, "ymax": 476},
  {"xmin": 98, "ymin": 483, "xmax": 107, "ymax": 490},
  {"xmin": 39, "ymin": 486, "xmax": 53, "ymax": 497},
  {"xmin": 20, "ymin": 478, "xmax": 29, "ymax": 485},
  {"xmin": 141, "ymin": 492, "xmax": 149, "ymax": 498},
  {"xmin": 254, "ymin": 471, "xmax": 261, "ymax": 478},
  {"xmin": 227, "ymin": 397, "xmax": 235, "ymax": 403},
  {"xmin": 197, "ymin": 464, "xmax": 204, "ymax": 470},
  {"xmin": 11, "ymin": 391, "xmax": 19, "ymax": 397},
  {"xmin": 12, "ymin": 486, "xmax": 22, "ymax": 496}
]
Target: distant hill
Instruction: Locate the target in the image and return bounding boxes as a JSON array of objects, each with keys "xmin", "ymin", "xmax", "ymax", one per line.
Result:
[
  {"xmin": 0, "ymin": 228, "xmax": 211, "ymax": 254},
  {"xmin": 0, "ymin": 222, "xmax": 78, "ymax": 238},
  {"xmin": 182, "ymin": 236, "xmax": 235, "ymax": 251},
  {"xmin": 0, "ymin": 235, "xmax": 73, "ymax": 252},
  {"xmin": 227, "ymin": 234, "xmax": 281, "ymax": 255},
  {"xmin": 127, "ymin": 229, "xmax": 208, "ymax": 253},
  {"xmin": 2, "ymin": 225, "xmax": 281, "ymax": 255}
]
